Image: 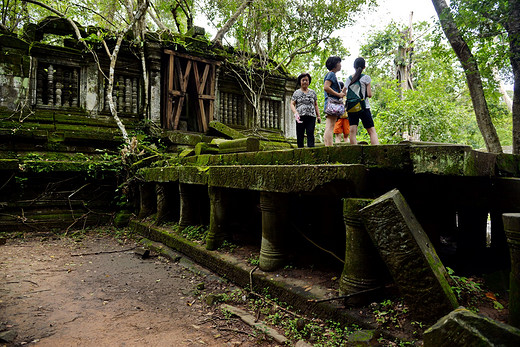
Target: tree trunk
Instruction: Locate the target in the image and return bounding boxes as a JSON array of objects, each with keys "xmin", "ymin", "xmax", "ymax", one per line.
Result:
[
  {"xmin": 508, "ymin": 0, "xmax": 520, "ymax": 154},
  {"xmin": 212, "ymin": 0, "xmax": 253, "ymax": 45},
  {"xmin": 432, "ymin": 0, "xmax": 503, "ymax": 153}
]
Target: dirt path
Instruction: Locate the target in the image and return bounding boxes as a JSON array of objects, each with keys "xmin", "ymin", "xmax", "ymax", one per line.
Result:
[{"xmin": 0, "ymin": 232, "xmax": 279, "ymax": 346}]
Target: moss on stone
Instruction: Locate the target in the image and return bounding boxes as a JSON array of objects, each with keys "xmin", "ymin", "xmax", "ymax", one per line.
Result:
[
  {"xmin": 179, "ymin": 165, "xmax": 209, "ymax": 185},
  {"xmin": 167, "ymin": 131, "xmax": 205, "ymax": 146},
  {"xmin": 411, "ymin": 145, "xmax": 470, "ymax": 176},
  {"xmin": 327, "ymin": 146, "xmax": 363, "ymax": 165},
  {"xmin": 208, "ymin": 164, "xmax": 367, "ymax": 193},
  {"xmin": 208, "ymin": 121, "xmax": 246, "ymax": 139},
  {"xmin": 496, "ymin": 153, "xmax": 520, "ymax": 177},
  {"xmin": 140, "ymin": 167, "xmax": 180, "ymax": 182}
]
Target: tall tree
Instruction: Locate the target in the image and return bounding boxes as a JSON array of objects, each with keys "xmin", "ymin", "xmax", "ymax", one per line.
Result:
[
  {"xmin": 432, "ymin": 0, "xmax": 503, "ymax": 153},
  {"xmin": 360, "ymin": 21, "xmax": 492, "ymax": 147},
  {"xmin": 202, "ymin": 0, "xmax": 374, "ymax": 127},
  {"xmin": 509, "ymin": 0, "xmax": 520, "ymax": 153}
]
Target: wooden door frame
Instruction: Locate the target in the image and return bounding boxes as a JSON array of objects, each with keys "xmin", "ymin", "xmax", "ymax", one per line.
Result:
[{"xmin": 163, "ymin": 50, "xmax": 220, "ymax": 132}]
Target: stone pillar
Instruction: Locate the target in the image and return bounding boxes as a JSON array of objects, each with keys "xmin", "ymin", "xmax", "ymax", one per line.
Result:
[
  {"xmin": 259, "ymin": 192, "xmax": 289, "ymax": 271},
  {"xmin": 137, "ymin": 183, "xmax": 156, "ymax": 219},
  {"xmin": 179, "ymin": 183, "xmax": 202, "ymax": 229},
  {"xmin": 502, "ymin": 213, "xmax": 520, "ymax": 328},
  {"xmin": 206, "ymin": 186, "xmax": 231, "ymax": 250},
  {"xmin": 340, "ymin": 198, "xmax": 386, "ymax": 304},
  {"xmin": 145, "ymin": 41, "xmax": 162, "ymax": 124},
  {"xmin": 155, "ymin": 183, "xmax": 180, "ymax": 225}
]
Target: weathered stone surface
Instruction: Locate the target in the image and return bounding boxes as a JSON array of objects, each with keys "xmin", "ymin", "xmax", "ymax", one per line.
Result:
[
  {"xmin": 359, "ymin": 189, "xmax": 458, "ymax": 320},
  {"xmin": 464, "ymin": 150, "xmax": 496, "ymax": 176},
  {"xmin": 194, "ymin": 142, "xmax": 219, "ymax": 156},
  {"xmin": 208, "ymin": 120, "xmax": 246, "ymax": 139},
  {"xmin": 423, "ymin": 307, "xmax": 520, "ymax": 347},
  {"xmin": 259, "ymin": 140, "xmax": 292, "ymax": 151},
  {"xmin": 497, "ymin": 153, "xmax": 520, "ymax": 177},
  {"xmin": 340, "ymin": 198, "xmax": 386, "ymax": 303},
  {"xmin": 259, "ymin": 191, "xmax": 289, "ymax": 271},
  {"xmin": 211, "ymin": 137, "xmax": 260, "ymax": 153},
  {"xmin": 178, "ymin": 166, "xmax": 209, "ymax": 185},
  {"xmin": 363, "ymin": 144, "xmax": 412, "ymax": 171},
  {"xmin": 139, "ymin": 167, "xmax": 180, "ymax": 183},
  {"xmin": 410, "ymin": 145, "xmax": 471, "ymax": 175},
  {"xmin": 208, "ymin": 164, "xmax": 368, "ymax": 194},
  {"xmin": 167, "ymin": 131, "xmax": 205, "ymax": 146}
]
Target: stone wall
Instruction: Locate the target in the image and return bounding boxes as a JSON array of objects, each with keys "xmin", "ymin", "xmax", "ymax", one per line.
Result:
[{"xmin": 1, "ymin": 16, "xmax": 297, "ymax": 140}]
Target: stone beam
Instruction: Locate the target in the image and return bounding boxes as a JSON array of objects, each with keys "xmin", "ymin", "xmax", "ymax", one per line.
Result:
[{"xmin": 208, "ymin": 164, "xmax": 368, "ymax": 195}]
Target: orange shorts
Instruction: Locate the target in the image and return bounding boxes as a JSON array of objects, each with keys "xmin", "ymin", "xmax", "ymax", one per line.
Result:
[{"xmin": 334, "ymin": 118, "xmax": 350, "ymax": 135}]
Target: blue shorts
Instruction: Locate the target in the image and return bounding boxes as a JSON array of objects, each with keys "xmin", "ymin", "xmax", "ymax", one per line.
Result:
[{"xmin": 348, "ymin": 108, "xmax": 374, "ymax": 129}]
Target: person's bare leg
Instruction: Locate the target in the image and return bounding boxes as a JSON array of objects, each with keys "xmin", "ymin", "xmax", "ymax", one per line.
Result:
[
  {"xmin": 367, "ymin": 127, "xmax": 379, "ymax": 145},
  {"xmin": 324, "ymin": 116, "xmax": 337, "ymax": 146},
  {"xmin": 349, "ymin": 125, "xmax": 358, "ymax": 144}
]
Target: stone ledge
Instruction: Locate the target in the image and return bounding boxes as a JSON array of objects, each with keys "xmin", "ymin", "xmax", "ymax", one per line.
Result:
[{"xmin": 130, "ymin": 219, "xmax": 378, "ymax": 329}]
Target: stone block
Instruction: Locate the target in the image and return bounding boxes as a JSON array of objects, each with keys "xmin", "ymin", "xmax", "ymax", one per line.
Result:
[
  {"xmin": 139, "ymin": 167, "xmax": 179, "ymax": 183},
  {"xmin": 179, "ymin": 166, "xmax": 209, "ymax": 185},
  {"xmin": 208, "ymin": 164, "xmax": 368, "ymax": 194},
  {"xmin": 496, "ymin": 153, "xmax": 520, "ymax": 177},
  {"xmin": 424, "ymin": 307, "xmax": 520, "ymax": 347},
  {"xmin": 410, "ymin": 145, "xmax": 471, "ymax": 175},
  {"xmin": 328, "ymin": 145, "xmax": 364, "ymax": 165},
  {"xmin": 359, "ymin": 189, "xmax": 458, "ymax": 320},
  {"xmin": 208, "ymin": 120, "xmax": 246, "ymax": 139},
  {"xmin": 212, "ymin": 137, "xmax": 260, "ymax": 153},
  {"xmin": 464, "ymin": 150, "xmax": 496, "ymax": 176},
  {"xmin": 362, "ymin": 144, "xmax": 412, "ymax": 171},
  {"xmin": 194, "ymin": 142, "xmax": 219, "ymax": 156}
]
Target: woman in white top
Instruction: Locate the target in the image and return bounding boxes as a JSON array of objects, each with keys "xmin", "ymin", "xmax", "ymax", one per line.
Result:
[{"xmin": 345, "ymin": 57, "xmax": 379, "ymax": 145}]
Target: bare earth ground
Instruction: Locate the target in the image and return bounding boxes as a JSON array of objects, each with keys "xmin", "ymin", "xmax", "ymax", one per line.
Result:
[{"xmin": 0, "ymin": 231, "xmax": 280, "ymax": 347}]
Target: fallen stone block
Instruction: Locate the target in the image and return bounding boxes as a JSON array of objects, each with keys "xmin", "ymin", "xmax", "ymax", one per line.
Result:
[
  {"xmin": 211, "ymin": 137, "xmax": 260, "ymax": 153},
  {"xmin": 424, "ymin": 307, "xmax": 520, "ymax": 347},
  {"xmin": 209, "ymin": 120, "xmax": 246, "ymax": 139},
  {"xmin": 194, "ymin": 142, "xmax": 219, "ymax": 156},
  {"xmin": 359, "ymin": 189, "xmax": 458, "ymax": 321}
]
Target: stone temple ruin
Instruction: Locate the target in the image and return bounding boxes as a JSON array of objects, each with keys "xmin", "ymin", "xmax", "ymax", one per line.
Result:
[{"xmin": 1, "ymin": 16, "xmax": 520, "ymax": 343}]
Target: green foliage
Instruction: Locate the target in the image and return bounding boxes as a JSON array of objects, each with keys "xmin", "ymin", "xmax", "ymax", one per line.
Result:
[
  {"xmin": 179, "ymin": 224, "xmax": 208, "ymax": 241},
  {"xmin": 446, "ymin": 267, "xmax": 504, "ymax": 312},
  {"xmin": 360, "ymin": 20, "xmax": 512, "ymax": 148},
  {"xmin": 371, "ymin": 299, "xmax": 409, "ymax": 329},
  {"xmin": 247, "ymin": 254, "xmax": 259, "ymax": 266}
]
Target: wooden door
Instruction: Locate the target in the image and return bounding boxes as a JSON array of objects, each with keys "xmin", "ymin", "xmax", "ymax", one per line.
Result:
[{"xmin": 163, "ymin": 50, "xmax": 219, "ymax": 132}]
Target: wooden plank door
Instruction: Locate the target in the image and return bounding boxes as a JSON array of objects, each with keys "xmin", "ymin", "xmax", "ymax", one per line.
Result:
[{"xmin": 163, "ymin": 50, "xmax": 219, "ymax": 132}]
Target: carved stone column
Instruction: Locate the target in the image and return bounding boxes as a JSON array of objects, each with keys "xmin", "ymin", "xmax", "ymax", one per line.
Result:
[
  {"xmin": 259, "ymin": 192, "xmax": 289, "ymax": 271},
  {"xmin": 145, "ymin": 41, "xmax": 162, "ymax": 124},
  {"xmin": 206, "ymin": 186, "xmax": 231, "ymax": 250},
  {"xmin": 340, "ymin": 198, "xmax": 386, "ymax": 304}
]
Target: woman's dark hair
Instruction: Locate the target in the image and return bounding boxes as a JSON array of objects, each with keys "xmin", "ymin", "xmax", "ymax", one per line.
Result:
[
  {"xmin": 350, "ymin": 57, "xmax": 366, "ymax": 85},
  {"xmin": 325, "ymin": 56, "xmax": 342, "ymax": 71},
  {"xmin": 297, "ymin": 73, "xmax": 312, "ymax": 87}
]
